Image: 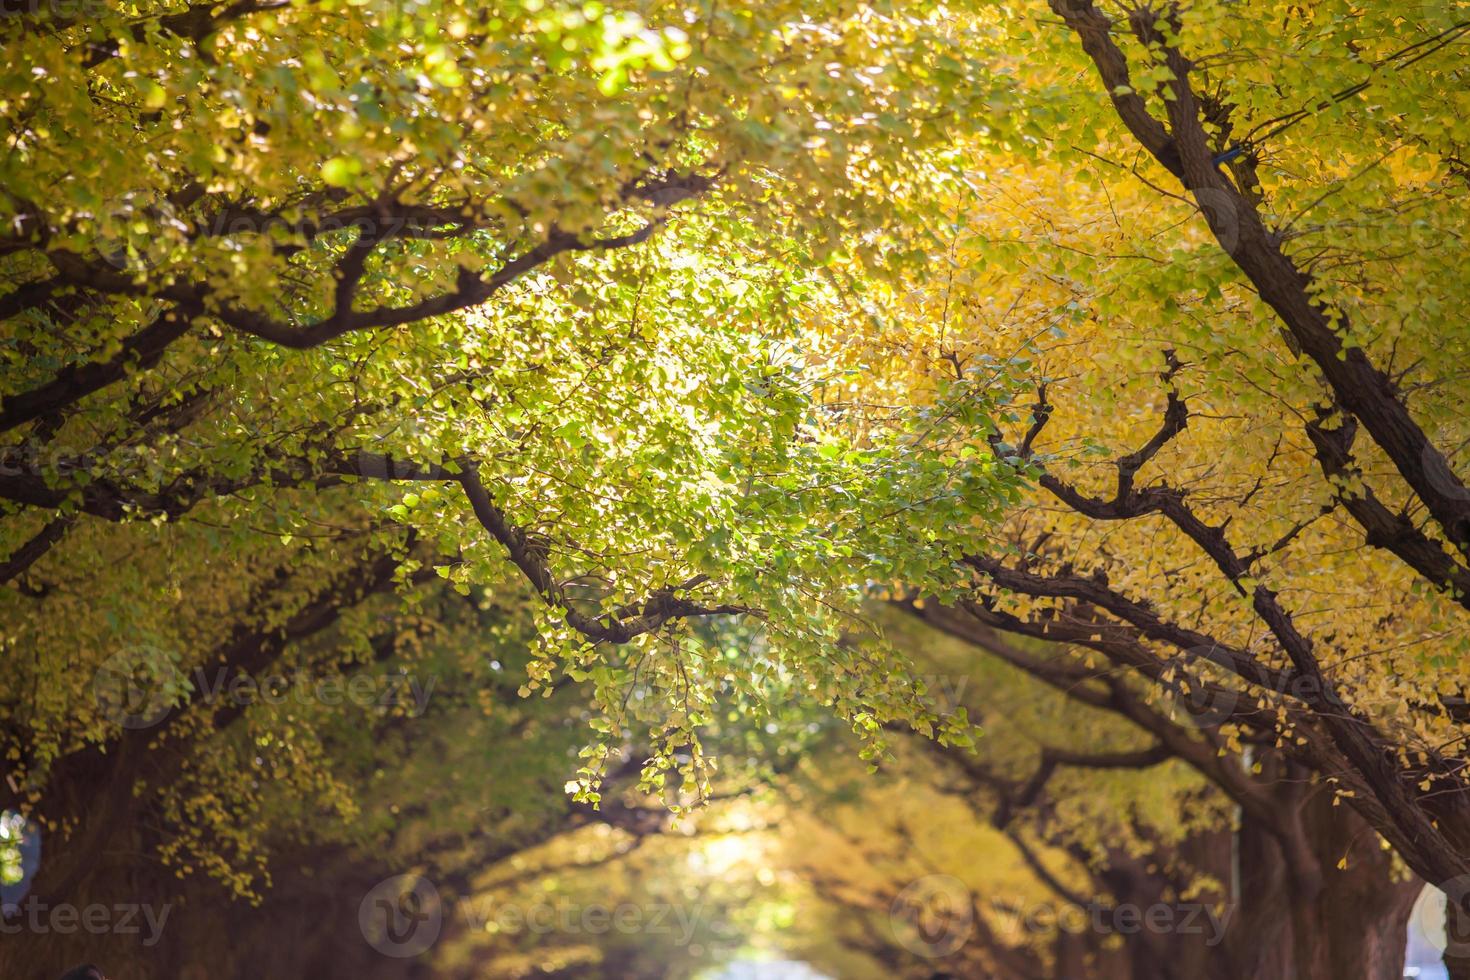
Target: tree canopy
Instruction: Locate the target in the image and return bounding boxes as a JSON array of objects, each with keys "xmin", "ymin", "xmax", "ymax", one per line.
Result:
[{"xmin": 4, "ymin": 0, "xmax": 1470, "ymax": 977}]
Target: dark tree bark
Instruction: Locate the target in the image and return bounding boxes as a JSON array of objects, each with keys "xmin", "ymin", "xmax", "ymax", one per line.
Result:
[{"xmin": 903, "ymin": 607, "xmax": 1422, "ymax": 980}]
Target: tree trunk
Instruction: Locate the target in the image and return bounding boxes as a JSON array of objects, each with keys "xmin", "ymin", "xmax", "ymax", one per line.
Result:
[
  {"xmin": 1445, "ymin": 895, "xmax": 1470, "ymax": 980},
  {"xmin": 1297, "ymin": 789, "xmax": 1420, "ymax": 980},
  {"xmin": 0, "ymin": 839, "xmax": 446, "ymax": 980},
  {"xmin": 1228, "ymin": 775, "xmax": 1422, "ymax": 980},
  {"xmin": 1289, "ymin": 884, "xmax": 1418, "ymax": 980}
]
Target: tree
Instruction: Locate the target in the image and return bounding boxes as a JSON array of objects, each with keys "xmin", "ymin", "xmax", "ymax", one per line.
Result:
[
  {"xmin": 3, "ymin": 0, "xmax": 1023, "ymax": 966},
  {"xmin": 6, "ymin": 0, "xmax": 1470, "ymax": 975},
  {"xmin": 823, "ymin": 0, "xmax": 1470, "ymax": 973},
  {"xmin": 706, "ymin": 608, "xmax": 1228, "ymax": 980},
  {"xmin": 899, "ymin": 603, "xmax": 1420, "ymax": 978},
  {"xmin": 2, "ymin": 0, "xmax": 1006, "ymax": 820}
]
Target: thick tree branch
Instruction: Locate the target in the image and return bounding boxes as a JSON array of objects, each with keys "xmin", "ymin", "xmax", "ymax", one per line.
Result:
[
  {"xmin": 898, "ymin": 596, "xmax": 1344, "ymax": 894},
  {"xmin": 1306, "ymin": 408, "xmax": 1470, "ymax": 610},
  {"xmin": 0, "ymin": 303, "xmax": 198, "ymax": 434},
  {"xmin": 1063, "ymin": 0, "xmax": 1470, "ymax": 556},
  {"xmin": 1047, "ymin": 0, "xmax": 1184, "ymax": 176},
  {"xmin": 1, "ymin": 173, "xmax": 713, "ymax": 427},
  {"xmin": 454, "ymin": 462, "xmax": 754, "ymax": 644},
  {"xmin": 962, "ymin": 553, "xmax": 1297, "ymax": 698},
  {"xmin": 0, "ymin": 514, "xmax": 70, "ymax": 586},
  {"xmin": 983, "ymin": 362, "xmax": 1470, "ymax": 882}
]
